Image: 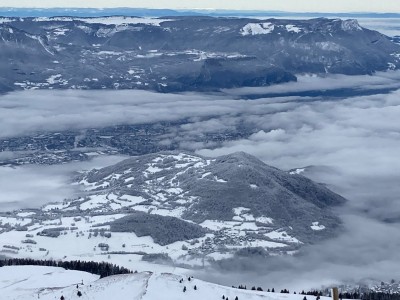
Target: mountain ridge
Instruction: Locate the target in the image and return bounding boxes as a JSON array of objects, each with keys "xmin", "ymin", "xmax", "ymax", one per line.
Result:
[
  {"xmin": 1, "ymin": 8, "xmax": 400, "ymax": 18},
  {"xmin": 0, "ymin": 16, "xmax": 399, "ymax": 93}
]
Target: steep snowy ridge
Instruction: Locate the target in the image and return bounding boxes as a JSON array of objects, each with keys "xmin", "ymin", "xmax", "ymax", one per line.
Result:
[
  {"xmin": 1, "ymin": 265, "xmax": 333, "ymax": 300},
  {"xmin": 0, "ymin": 23, "xmax": 55, "ymax": 56},
  {"xmin": 340, "ymin": 19, "xmax": 363, "ymax": 31}
]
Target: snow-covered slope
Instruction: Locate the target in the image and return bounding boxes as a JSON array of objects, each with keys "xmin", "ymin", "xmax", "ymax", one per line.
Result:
[
  {"xmin": 0, "ymin": 151, "xmax": 345, "ymax": 269},
  {"xmin": 1, "ymin": 265, "xmax": 332, "ymax": 300},
  {"xmin": 0, "ymin": 265, "xmax": 99, "ymax": 299}
]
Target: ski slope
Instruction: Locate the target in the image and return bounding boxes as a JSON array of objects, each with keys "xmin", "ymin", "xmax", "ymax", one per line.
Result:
[{"xmin": 0, "ymin": 265, "xmax": 333, "ymax": 300}]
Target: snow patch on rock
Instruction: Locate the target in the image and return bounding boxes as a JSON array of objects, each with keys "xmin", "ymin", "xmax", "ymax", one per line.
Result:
[
  {"xmin": 285, "ymin": 24, "xmax": 302, "ymax": 33},
  {"xmin": 311, "ymin": 222, "xmax": 326, "ymax": 231},
  {"xmin": 241, "ymin": 22, "xmax": 275, "ymax": 36}
]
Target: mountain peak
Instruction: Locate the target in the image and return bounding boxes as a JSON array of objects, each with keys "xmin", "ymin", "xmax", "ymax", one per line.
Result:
[
  {"xmin": 340, "ymin": 18, "xmax": 363, "ymax": 31},
  {"xmin": 0, "ymin": 151, "xmax": 346, "ymax": 267},
  {"xmin": 216, "ymin": 151, "xmax": 262, "ymax": 163}
]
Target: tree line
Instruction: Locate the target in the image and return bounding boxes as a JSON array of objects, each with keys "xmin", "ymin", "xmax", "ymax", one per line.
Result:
[
  {"xmin": 361, "ymin": 293, "xmax": 400, "ymax": 300},
  {"xmin": 0, "ymin": 258, "xmax": 133, "ymax": 278},
  {"xmin": 232, "ymin": 284, "xmax": 383, "ymax": 300}
]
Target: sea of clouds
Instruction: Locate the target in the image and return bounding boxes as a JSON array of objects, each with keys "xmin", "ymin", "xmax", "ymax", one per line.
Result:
[{"xmin": 1, "ymin": 70, "xmax": 400, "ymax": 289}]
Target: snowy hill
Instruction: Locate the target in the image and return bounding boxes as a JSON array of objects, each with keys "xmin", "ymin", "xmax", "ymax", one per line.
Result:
[
  {"xmin": 0, "ymin": 16, "xmax": 399, "ymax": 92},
  {"xmin": 0, "ymin": 152, "xmax": 345, "ymax": 268},
  {"xmin": 0, "ymin": 265, "xmax": 332, "ymax": 300},
  {"xmin": 0, "ymin": 265, "xmax": 99, "ymax": 299}
]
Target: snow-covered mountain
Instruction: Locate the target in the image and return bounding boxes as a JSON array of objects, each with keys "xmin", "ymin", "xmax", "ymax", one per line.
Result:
[
  {"xmin": 0, "ymin": 152, "xmax": 345, "ymax": 268},
  {"xmin": 0, "ymin": 16, "xmax": 399, "ymax": 92},
  {"xmin": 1, "ymin": 265, "xmax": 333, "ymax": 300}
]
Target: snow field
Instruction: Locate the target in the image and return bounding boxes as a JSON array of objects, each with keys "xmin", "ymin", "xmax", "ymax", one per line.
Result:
[{"xmin": 1, "ymin": 266, "xmax": 336, "ymax": 300}]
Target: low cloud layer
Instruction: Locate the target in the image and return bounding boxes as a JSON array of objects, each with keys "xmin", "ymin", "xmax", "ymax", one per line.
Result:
[
  {"xmin": 1, "ymin": 71, "xmax": 400, "ymax": 139},
  {"xmin": 198, "ymin": 214, "xmax": 400, "ymax": 291},
  {"xmin": 224, "ymin": 71, "xmax": 400, "ymax": 96},
  {"xmin": 358, "ymin": 18, "xmax": 400, "ymax": 37},
  {"xmin": 1, "ymin": 71, "xmax": 400, "ymax": 288},
  {"xmin": 0, "ymin": 90, "xmax": 230, "ymax": 138},
  {"xmin": 0, "ymin": 155, "xmax": 126, "ymax": 210}
]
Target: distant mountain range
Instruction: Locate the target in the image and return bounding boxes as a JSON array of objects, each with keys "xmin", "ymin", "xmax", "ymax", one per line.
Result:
[
  {"xmin": 1, "ymin": 8, "xmax": 400, "ymax": 18},
  {"xmin": 0, "ymin": 16, "xmax": 399, "ymax": 93}
]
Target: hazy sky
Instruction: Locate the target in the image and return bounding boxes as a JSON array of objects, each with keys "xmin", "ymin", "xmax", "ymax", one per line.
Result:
[{"xmin": 1, "ymin": 0, "xmax": 399, "ymax": 13}]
